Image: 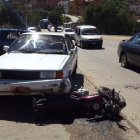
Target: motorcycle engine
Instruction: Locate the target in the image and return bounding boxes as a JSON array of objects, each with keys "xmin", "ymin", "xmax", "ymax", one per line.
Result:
[
  {"xmin": 77, "ymin": 88, "xmax": 89, "ymax": 97},
  {"xmin": 93, "ymin": 103, "xmax": 100, "ymax": 110}
]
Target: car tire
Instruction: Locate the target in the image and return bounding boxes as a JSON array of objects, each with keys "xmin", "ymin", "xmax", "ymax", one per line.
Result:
[{"xmin": 120, "ymin": 54, "xmax": 129, "ymax": 68}]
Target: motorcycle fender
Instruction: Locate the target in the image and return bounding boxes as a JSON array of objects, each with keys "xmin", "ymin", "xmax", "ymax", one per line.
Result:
[{"xmin": 79, "ymin": 94, "xmax": 101, "ymax": 100}]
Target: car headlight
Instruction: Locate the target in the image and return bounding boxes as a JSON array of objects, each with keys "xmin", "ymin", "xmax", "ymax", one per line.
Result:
[
  {"xmin": 81, "ymin": 37, "xmax": 87, "ymax": 41},
  {"xmin": 40, "ymin": 71, "xmax": 63, "ymax": 79}
]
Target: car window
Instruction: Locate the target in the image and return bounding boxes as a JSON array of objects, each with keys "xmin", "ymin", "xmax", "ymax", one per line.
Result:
[
  {"xmin": 0, "ymin": 31, "xmax": 8, "ymax": 39},
  {"xmin": 65, "ymin": 29, "xmax": 73, "ymax": 32},
  {"xmin": 129, "ymin": 34, "xmax": 140, "ymax": 45},
  {"xmin": 57, "ymin": 28, "xmax": 62, "ymax": 30},
  {"xmin": 81, "ymin": 28, "xmax": 99, "ymax": 35},
  {"xmin": 9, "ymin": 34, "xmax": 67, "ymax": 54},
  {"xmin": 7, "ymin": 32, "xmax": 18, "ymax": 39}
]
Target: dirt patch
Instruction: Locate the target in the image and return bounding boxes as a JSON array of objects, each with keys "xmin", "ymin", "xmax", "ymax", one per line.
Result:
[{"xmin": 65, "ymin": 119, "xmax": 125, "ymax": 140}]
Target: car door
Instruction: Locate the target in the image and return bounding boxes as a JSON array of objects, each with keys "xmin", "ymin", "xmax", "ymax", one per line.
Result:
[
  {"xmin": 65, "ymin": 35, "xmax": 78, "ymax": 75},
  {"xmin": 132, "ymin": 44, "xmax": 140, "ymax": 67},
  {"xmin": 126, "ymin": 34, "xmax": 140, "ymax": 66}
]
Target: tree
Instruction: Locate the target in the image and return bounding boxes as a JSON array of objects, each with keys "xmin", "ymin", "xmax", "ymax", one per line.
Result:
[
  {"xmin": 48, "ymin": 6, "xmax": 64, "ymax": 27},
  {"xmin": 62, "ymin": 15, "xmax": 72, "ymax": 23},
  {"xmin": 0, "ymin": 2, "xmax": 10, "ymax": 26},
  {"xmin": 12, "ymin": 1, "xmax": 48, "ymax": 27},
  {"xmin": 84, "ymin": 0, "xmax": 133, "ymax": 35}
]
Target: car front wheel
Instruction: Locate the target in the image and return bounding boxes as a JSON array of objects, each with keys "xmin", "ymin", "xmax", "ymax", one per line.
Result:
[{"xmin": 120, "ymin": 54, "xmax": 129, "ymax": 68}]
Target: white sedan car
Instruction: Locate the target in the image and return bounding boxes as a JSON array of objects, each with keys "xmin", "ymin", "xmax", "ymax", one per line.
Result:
[
  {"xmin": 0, "ymin": 32, "xmax": 78, "ymax": 95},
  {"xmin": 63, "ymin": 28, "xmax": 75, "ymax": 40},
  {"xmin": 27, "ymin": 27, "xmax": 37, "ymax": 32}
]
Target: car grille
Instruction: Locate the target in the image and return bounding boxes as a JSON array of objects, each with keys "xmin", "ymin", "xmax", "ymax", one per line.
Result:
[
  {"xmin": 0, "ymin": 70, "xmax": 40, "ymax": 80},
  {"xmin": 88, "ymin": 39, "xmax": 99, "ymax": 41}
]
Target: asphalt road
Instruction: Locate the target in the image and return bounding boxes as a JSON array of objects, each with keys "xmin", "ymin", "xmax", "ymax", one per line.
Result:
[
  {"xmin": 0, "ymin": 33, "xmax": 140, "ymax": 140},
  {"xmin": 78, "ymin": 36, "xmax": 140, "ymax": 87},
  {"xmin": 77, "ymin": 35, "xmax": 140, "ymax": 138}
]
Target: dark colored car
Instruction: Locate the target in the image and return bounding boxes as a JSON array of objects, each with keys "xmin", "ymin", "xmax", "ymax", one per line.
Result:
[
  {"xmin": 117, "ymin": 33, "xmax": 140, "ymax": 68},
  {"xmin": 0, "ymin": 28, "xmax": 30, "ymax": 55}
]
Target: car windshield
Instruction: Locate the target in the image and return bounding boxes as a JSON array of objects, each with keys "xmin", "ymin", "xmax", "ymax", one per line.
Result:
[
  {"xmin": 65, "ymin": 29, "xmax": 74, "ymax": 32},
  {"xmin": 81, "ymin": 28, "xmax": 99, "ymax": 35},
  {"xmin": 57, "ymin": 28, "xmax": 62, "ymax": 30},
  {"xmin": 9, "ymin": 34, "xmax": 67, "ymax": 54}
]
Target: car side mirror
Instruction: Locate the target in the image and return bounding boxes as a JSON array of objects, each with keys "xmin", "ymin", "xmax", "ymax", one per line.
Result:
[{"xmin": 3, "ymin": 45, "xmax": 9, "ymax": 52}]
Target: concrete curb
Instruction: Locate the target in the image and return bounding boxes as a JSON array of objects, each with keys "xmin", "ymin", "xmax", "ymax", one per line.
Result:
[{"xmin": 102, "ymin": 35, "xmax": 131, "ymax": 40}]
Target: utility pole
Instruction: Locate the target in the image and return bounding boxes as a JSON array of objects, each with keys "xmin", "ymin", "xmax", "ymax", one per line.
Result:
[{"xmin": 25, "ymin": 0, "xmax": 28, "ymax": 29}]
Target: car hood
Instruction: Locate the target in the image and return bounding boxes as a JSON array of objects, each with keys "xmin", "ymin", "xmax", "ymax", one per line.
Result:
[
  {"xmin": 81, "ymin": 35, "xmax": 102, "ymax": 40},
  {"xmin": 0, "ymin": 53, "xmax": 70, "ymax": 71}
]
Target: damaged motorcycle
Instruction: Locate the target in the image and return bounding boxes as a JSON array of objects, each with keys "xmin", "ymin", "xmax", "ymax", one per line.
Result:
[{"xmin": 32, "ymin": 87, "xmax": 126, "ymax": 120}]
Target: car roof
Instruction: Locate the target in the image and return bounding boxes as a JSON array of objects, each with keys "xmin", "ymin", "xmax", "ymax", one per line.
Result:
[
  {"xmin": 23, "ymin": 32, "xmax": 65, "ymax": 37},
  {"xmin": 27, "ymin": 27, "xmax": 36, "ymax": 29},
  {"xmin": 77, "ymin": 25, "xmax": 96, "ymax": 29}
]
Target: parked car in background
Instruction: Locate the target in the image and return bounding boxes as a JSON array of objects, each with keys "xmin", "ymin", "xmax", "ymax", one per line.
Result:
[
  {"xmin": 27, "ymin": 27, "xmax": 37, "ymax": 32},
  {"xmin": 50, "ymin": 26, "xmax": 55, "ymax": 32},
  {"xmin": 0, "ymin": 28, "xmax": 30, "ymax": 55},
  {"xmin": 40, "ymin": 19, "xmax": 49, "ymax": 29},
  {"xmin": 0, "ymin": 32, "xmax": 78, "ymax": 95},
  {"xmin": 62, "ymin": 28, "xmax": 75, "ymax": 40},
  {"xmin": 117, "ymin": 33, "xmax": 140, "ymax": 68},
  {"xmin": 75, "ymin": 25, "xmax": 103, "ymax": 49},
  {"xmin": 57, "ymin": 27, "xmax": 63, "ymax": 32},
  {"xmin": 48, "ymin": 24, "xmax": 53, "ymax": 32}
]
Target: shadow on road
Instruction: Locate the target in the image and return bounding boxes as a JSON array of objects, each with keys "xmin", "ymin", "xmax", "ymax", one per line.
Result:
[
  {"xmin": 0, "ymin": 73, "xmax": 125, "ymax": 127},
  {"xmin": 77, "ymin": 45, "xmax": 105, "ymax": 50},
  {"xmin": 128, "ymin": 65, "xmax": 140, "ymax": 74},
  {"xmin": 0, "ymin": 74, "xmax": 84, "ymax": 124},
  {"xmin": 85, "ymin": 47, "xmax": 105, "ymax": 50}
]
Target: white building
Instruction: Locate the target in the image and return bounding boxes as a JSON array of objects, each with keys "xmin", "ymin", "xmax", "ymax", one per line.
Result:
[
  {"xmin": 129, "ymin": 5, "xmax": 140, "ymax": 16},
  {"xmin": 58, "ymin": 0, "xmax": 69, "ymax": 14}
]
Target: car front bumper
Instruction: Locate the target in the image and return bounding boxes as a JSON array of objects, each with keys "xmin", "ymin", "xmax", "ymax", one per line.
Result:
[
  {"xmin": 81, "ymin": 40, "xmax": 103, "ymax": 47},
  {"xmin": 0, "ymin": 78, "xmax": 71, "ymax": 95}
]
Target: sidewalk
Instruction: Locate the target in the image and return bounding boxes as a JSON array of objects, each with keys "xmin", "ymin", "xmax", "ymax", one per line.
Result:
[{"xmin": 102, "ymin": 34, "xmax": 131, "ymax": 40}]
